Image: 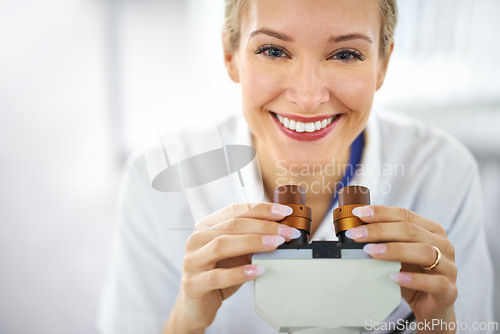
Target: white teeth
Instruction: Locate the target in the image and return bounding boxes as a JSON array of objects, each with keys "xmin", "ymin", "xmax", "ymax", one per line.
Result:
[
  {"xmin": 275, "ymin": 113, "xmax": 337, "ymax": 133},
  {"xmin": 295, "ymin": 121, "xmax": 305, "ymax": 132},
  {"xmin": 283, "ymin": 117, "xmax": 289, "ymax": 128},
  {"xmin": 305, "ymin": 122, "xmax": 315, "ymax": 132}
]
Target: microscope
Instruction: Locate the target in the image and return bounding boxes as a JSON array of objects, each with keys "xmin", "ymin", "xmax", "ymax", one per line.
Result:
[
  {"xmin": 143, "ymin": 127, "xmax": 400, "ymax": 332},
  {"xmin": 252, "ymin": 185, "xmax": 401, "ymax": 333}
]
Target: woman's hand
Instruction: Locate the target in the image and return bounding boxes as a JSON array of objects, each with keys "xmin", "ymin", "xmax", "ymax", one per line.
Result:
[
  {"xmin": 345, "ymin": 205, "xmax": 458, "ymax": 334},
  {"xmin": 165, "ymin": 202, "xmax": 299, "ymax": 334}
]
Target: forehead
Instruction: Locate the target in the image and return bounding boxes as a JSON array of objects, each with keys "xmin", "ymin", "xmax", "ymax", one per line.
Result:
[{"xmin": 242, "ymin": 0, "xmax": 381, "ymax": 44}]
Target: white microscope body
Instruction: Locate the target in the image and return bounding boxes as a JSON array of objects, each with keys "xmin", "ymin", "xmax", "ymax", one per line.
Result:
[{"xmin": 252, "ymin": 185, "xmax": 401, "ymax": 333}]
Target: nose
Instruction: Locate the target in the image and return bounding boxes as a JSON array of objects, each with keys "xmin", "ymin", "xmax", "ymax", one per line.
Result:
[{"xmin": 284, "ymin": 60, "xmax": 330, "ymax": 112}]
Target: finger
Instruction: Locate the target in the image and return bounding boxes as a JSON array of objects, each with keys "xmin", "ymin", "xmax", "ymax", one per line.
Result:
[
  {"xmin": 186, "ymin": 218, "xmax": 301, "ymax": 250},
  {"xmin": 363, "ymin": 242, "xmax": 457, "ymax": 279},
  {"xmin": 346, "ymin": 222, "xmax": 454, "ymax": 259},
  {"xmin": 187, "ymin": 234, "xmax": 285, "ymax": 268},
  {"xmin": 351, "ymin": 205, "xmax": 447, "ymax": 237},
  {"xmin": 195, "ymin": 202, "xmax": 293, "ymax": 230},
  {"xmin": 389, "ymin": 272, "xmax": 458, "ymax": 305},
  {"xmin": 346, "ymin": 221, "xmax": 441, "ymax": 244},
  {"xmin": 188, "ymin": 264, "xmax": 265, "ymax": 295}
]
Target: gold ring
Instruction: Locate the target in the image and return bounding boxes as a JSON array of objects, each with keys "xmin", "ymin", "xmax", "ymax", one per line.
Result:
[{"xmin": 421, "ymin": 246, "xmax": 441, "ymax": 271}]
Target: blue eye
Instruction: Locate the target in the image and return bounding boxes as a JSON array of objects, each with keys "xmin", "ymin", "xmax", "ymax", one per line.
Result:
[
  {"xmin": 336, "ymin": 51, "xmax": 354, "ymax": 60},
  {"xmin": 329, "ymin": 49, "xmax": 366, "ymax": 62},
  {"xmin": 255, "ymin": 45, "xmax": 290, "ymax": 59},
  {"xmin": 267, "ymin": 48, "xmax": 285, "ymax": 57}
]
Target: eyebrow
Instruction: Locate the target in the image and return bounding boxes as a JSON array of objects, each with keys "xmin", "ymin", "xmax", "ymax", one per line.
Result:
[
  {"xmin": 248, "ymin": 28, "xmax": 373, "ymax": 44},
  {"xmin": 249, "ymin": 29, "xmax": 293, "ymax": 42},
  {"xmin": 328, "ymin": 33, "xmax": 373, "ymax": 44}
]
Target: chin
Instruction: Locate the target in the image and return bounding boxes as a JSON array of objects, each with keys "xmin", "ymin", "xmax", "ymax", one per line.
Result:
[{"xmin": 271, "ymin": 149, "xmax": 341, "ymax": 172}]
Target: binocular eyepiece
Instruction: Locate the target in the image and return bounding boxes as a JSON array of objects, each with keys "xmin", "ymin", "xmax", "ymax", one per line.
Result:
[
  {"xmin": 273, "ymin": 185, "xmax": 312, "ymax": 245},
  {"xmin": 273, "ymin": 184, "xmax": 370, "ymax": 244}
]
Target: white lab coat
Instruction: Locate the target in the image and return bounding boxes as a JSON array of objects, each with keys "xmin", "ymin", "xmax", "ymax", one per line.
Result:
[{"xmin": 97, "ymin": 111, "xmax": 494, "ymax": 334}]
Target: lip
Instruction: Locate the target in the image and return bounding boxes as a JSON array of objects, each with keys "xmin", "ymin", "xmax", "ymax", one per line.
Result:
[
  {"xmin": 271, "ymin": 112, "xmax": 342, "ymax": 141},
  {"xmin": 274, "ymin": 112, "xmax": 338, "ymax": 123}
]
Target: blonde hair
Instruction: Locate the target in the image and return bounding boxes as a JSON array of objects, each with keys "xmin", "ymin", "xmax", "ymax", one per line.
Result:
[{"xmin": 223, "ymin": 0, "xmax": 397, "ymax": 57}]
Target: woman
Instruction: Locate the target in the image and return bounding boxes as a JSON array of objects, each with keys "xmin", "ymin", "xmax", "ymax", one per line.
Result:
[{"xmin": 98, "ymin": 1, "xmax": 494, "ymax": 333}]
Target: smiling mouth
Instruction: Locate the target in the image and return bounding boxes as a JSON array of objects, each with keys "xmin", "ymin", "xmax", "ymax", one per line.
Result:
[{"xmin": 271, "ymin": 112, "xmax": 339, "ymax": 133}]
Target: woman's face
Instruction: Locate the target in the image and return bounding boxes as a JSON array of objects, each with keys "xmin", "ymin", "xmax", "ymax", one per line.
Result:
[{"xmin": 224, "ymin": 0, "xmax": 391, "ymax": 169}]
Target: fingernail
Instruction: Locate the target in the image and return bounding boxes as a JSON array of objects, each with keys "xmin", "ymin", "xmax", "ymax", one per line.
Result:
[
  {"xmin": 245, "ymin": 265, "xmax": 266, "ymax": 277},
  {"xmin": 271, "ymin": 204, "xmax": 293, "ymax": 217},
  {"xmin": 345, "ymin": 226, "xmax": 367, "ymax": 240},
  {"xmin": 389, "ymin": 272, "xmax": 412, "ymax": 284},
  {"xmin": 352, "ymin": 206, "xmax": 374, "ymax": 218},
  {"xmin": 363, "ymin": 243, "xmax": 386, "ymax": 255},
  {"xmin": 278, "ymin": 225, "xmax": 301, "ymax": 239},
  {"xmin": 262, "ymin": 235, "xmax": 285, "ymax": 247}
]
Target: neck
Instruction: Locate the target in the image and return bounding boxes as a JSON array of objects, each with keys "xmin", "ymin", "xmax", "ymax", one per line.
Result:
[{"xmin": 254, "ymin": 136, "xmax": 351, "ymax": 228}]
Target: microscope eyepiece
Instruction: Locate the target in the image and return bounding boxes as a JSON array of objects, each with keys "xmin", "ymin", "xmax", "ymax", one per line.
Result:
[
  {"xmin": 273, "ymin": 184, "xmax": 305, "ymax": 205},
  {"xmin": 273, "ymin": 185, "xmax": 312, "ymax": 244},
  {"xmin": 338, "ymin": 185, "xmax": 370, "ymax": 206},
  {"xmin": 333, "ymin": 185, "xmax": 370, "ymax": 243},
  {"xmin": 272, "ymin": 185, "xmax": 370, "ymax": 245}
]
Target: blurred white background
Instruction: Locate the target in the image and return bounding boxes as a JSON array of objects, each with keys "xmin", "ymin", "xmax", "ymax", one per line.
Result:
[{"xmin": 0, "ymin": 0, "xmax": 499, "ymax": 333}]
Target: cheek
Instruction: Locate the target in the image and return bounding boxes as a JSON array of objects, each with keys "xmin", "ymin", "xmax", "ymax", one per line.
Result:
[
  {"xmin": 331, "ymin": 67, "xmax": 378, "ymax": 112},
  {"xmin": 240, "ymin": 59, "xmax": 283, "ymax": 112}
]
